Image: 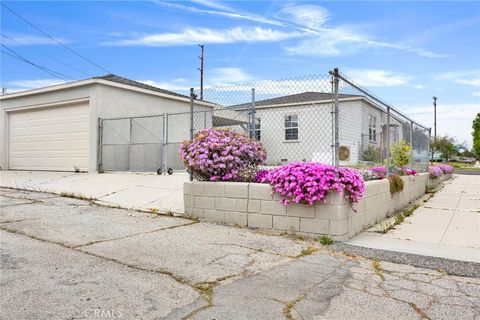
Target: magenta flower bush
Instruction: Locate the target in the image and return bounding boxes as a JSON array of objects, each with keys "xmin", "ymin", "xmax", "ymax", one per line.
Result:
[
  {"xmin": 254, "ymin": 169, "xmax": 270, "ymax": 183},
  {"xmin": 403, "ymin": 168, "xmax": 417, "ymax": 176},
  {"xmin": 436, "ymin": 164, "xmax": 454, "ymax": 174},
  {"xmin": 263, "ymin": 162, "xmax": 365, "ymax": 205},
  {"xmin": 370, "ymin": 166, "xmax": 386, "ymax": 179},
  {"xmin": 179, "ymin": 128, "xmax": 267, "ymax": 181},
  {"xmin": 429, "ymin": 165, "xmax": 443, "ymax": 179}
]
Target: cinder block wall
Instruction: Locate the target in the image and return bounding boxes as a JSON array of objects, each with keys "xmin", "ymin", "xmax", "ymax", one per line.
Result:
[{"xmin": 184, "ymin": 172, "xmax": 448, "ymax": 241}]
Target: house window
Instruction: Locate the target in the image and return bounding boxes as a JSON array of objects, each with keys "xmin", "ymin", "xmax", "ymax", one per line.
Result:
[
  {"xmin": 369, "ymin": 115, "xmax": 377, "ymax": 142},
  {"xmin": 254, "ymin": 118, "xmax": 261, "ymax": 140},
  {"xmin": 285, "ymin": 115, "xmax": 298, "ymax": 141}
]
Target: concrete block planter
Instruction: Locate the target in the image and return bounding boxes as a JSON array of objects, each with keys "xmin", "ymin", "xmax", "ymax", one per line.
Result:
[
  {"xmin": 183, "ymin": 172, "xmax": 452, "ymax": 241},
  {"xmin": 427, "ymin": 173, "xmax": 453, "ymax": 189}
]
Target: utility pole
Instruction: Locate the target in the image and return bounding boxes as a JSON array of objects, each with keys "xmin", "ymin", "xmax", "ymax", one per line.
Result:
[
  {"xmin": 198, "ymin": 44, "xmax": 204, "ymax": 100},
  {"xmin": 433, "ymin": 96, "xmax": 437, "ymax": 142}
]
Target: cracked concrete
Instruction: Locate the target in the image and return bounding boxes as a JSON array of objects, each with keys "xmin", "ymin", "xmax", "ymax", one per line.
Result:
[{"xmin": 1, "ymin": 188, "xmax": 479, "ymax": 320}]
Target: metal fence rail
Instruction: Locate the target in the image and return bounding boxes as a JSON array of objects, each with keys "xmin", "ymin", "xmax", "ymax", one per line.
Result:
[{"xmin": 97, "ymin": 68, "xmax": 430, "ymax": 176}]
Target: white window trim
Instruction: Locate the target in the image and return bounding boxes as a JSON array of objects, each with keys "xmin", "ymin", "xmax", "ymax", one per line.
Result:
[{"xmin": 284, "ymin": 114, "xmax": 299, "ymax": 141}]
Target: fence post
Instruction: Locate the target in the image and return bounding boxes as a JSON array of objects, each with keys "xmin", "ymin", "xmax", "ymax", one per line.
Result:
[
  {"xmin": 163, "ymin": 113, "xmax": 167, "ymax": 174},
  {"xmin": 428, "ymin": 128, "xmax": 432, "ymax": 169},
  {"xmin": 129, "ymin": 117, "xmax": 132, "ymax": 171},
  {"xmin": 189, "ymin": 88, "xmax": 194, "ymax": 181},
  {"xmin": 333, "ymin": 68, "xmax": 340, "ymax": 166},
  {"xmin": 386, "ymin": 106, "xmax": 391, "ymax": 176},
  {"xmin": 410, "ymin": 120, "xmax": 414, "ymax": 169},
  {"xmin": 97, "ymin": 118, "xmax": 103, "ymax": 172},
  {"xmin": 251, "ymin": 88, "xmax": 256, "ymax": 139}
]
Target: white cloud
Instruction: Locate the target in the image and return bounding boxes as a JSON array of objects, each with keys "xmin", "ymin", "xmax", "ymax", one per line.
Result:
[
  {"xmin": 106, "ymin": 27, "xmax": 301, "ymax": 46},
  {"xmin": 404, "ymin": 103, "xmax": 479, "ymax": 146},
  {"xmin": 208, "ymin": 67, "xmax": 253, "ymax": 86},
  {"xmin": 344, "ymin": 69, "xmax": 412, "ymax": 87},
  {"xmin": 1, "ymin": 34, "xmax": 66, "ymax": 46},
  {"xmin": 155, "ymin": 1, "xmax": 285, "ymax": 27},
  {"xmin": 279, "ymin": 4, "xmax": 449, "ymax": 58},
  {"xmin": 277, "ymin": 4, "xmax": 330, "ymax": 30},
  {"xmin": 3, "ymin": 79, "xmax": 67, "ymax": 93},
  {"xmin": 473, "ymin": 91, "xmax": 480, "ymax": 97}
]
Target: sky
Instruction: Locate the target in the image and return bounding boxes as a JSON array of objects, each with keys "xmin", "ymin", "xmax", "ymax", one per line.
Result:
[{"xmin": 1, "ymin": 1, "xmax": 479, "ymax": 146}]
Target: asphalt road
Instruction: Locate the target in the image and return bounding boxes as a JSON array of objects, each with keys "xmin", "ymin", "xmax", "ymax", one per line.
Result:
[{"xmin": 1, "ymin": 188, "xmax": 479, "ymax": 320}]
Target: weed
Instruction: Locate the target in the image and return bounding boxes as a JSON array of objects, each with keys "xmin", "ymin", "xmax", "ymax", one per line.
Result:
[
  {"xmin": 388, "ymin": 174, "xmax": 405, "ymax": 194},
  {"xmin": 165, "ymin": 210, "xmax": 175, "ymax": 216},
  {"xmin": 372, "ymin": 259, "xmax": 384, "ymax": 280},
  {"xmin": 403, "ymin": 204, "xmax": 419, "ymax": 217},
  {"xmin": 318, "ymin": 235, "xmax": 333, "ymax": 245},
  {"xmin": 297, "ymin": 246, "xmax": 315, "ymax": 257},
  {"xmin": 294, "ymin": 234, "xmax": 305, "ymax": 241},
  {"xmin": 59, "ymin": 192, "xmax": 93, "ymax": 201},
  {"xmin": 149, "ymin": 208, "xmax": 158, "ymax": 214},
  {"xmin": 394, "ymin": 213, "xmax": 405, "ymax": 225},
  {"xmin": 381, "ymin": 222, "xmax": 395, "ymax": 234},
  {"xmin": 74, "ymin": 166, "xmax": 80, "ymax": 173}
]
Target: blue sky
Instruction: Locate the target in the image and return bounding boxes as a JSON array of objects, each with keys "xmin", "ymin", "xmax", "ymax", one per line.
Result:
[{"xmin": 1, "ymin": 1, "xmax": 479, "ymax": 146}]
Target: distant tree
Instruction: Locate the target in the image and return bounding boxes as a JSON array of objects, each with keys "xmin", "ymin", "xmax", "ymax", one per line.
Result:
[
  {"xmin": 430, "ymin": 135, "xmax": 455, "ymax": 161},
  {"xmin": 473, "ymin": 113, "xmax": 480, "ymax": 159}
]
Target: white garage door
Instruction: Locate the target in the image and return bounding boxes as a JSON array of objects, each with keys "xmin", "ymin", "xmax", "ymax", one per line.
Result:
[{"xmin": 8, "ymin": 103, "xmax": 89, "ymax": 171}]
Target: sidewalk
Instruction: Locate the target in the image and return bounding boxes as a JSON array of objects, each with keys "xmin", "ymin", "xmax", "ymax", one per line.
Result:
[
  {"xmin": 347, "ymin": 175, "xmax": 480, "ymax": 263},
  {"xmin": 0, "ymin": 170, "xmax": 188, "ymax": 213}
]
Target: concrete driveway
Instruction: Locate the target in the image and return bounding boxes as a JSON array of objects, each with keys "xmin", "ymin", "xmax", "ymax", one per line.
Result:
[
  {"xmin": 0, "ymin": 170, "xmax": 188, "ymax": 213},
  {"xmin": 1, "ymin": 188, "xmax": 479, "ymax": 319}
]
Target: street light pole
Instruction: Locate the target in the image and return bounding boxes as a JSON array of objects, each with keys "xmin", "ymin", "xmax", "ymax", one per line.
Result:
[{"xmin": 433, "ymin": 96, "xmax": 437, "ymax": 142}]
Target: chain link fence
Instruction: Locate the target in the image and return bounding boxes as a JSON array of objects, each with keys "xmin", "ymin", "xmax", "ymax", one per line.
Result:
[
  {"xmin": 335, "ymin": 69, "xmax": 430, "ymax": 173},
  {"xmin": 98, "ymin": 68, "xmax": 430, "ymax": 175}
]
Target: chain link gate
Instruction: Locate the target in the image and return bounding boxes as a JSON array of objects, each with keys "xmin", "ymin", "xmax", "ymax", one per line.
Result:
[{"xmin": 99, "ymin": 115, "xmax": 167, "ymax": 173}]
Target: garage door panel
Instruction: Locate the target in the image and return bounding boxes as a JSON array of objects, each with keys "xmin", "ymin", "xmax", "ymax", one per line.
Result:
[{"xmin": 8, "ymin": 103, "xmax": 89, "ymax": 171}]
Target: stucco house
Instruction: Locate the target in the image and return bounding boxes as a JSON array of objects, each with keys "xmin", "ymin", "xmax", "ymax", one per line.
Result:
[
  {"xmin": 229, "ymin": 92, "xmax": 406, "ymax": 166},
  {"xmin": 0, "ymin": 74, "xmax": 212, "ymax": 173}
]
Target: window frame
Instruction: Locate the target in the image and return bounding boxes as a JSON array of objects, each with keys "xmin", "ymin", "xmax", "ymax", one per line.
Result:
[
  {"xmin": 284, "ymin": 114, "xmax": 299, "ymax": 141},
  {"xmin": 368, "ymin": 114, "xmax": 377, "ymax": 142}
]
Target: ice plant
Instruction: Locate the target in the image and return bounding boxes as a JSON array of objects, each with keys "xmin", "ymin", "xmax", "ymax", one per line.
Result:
[
  {"xmin": 403, "ymin": 168, "xmax": 417, "ymax": 176},
  {"xmin": 264, "ymin": 162, "xmax": 365, "ymax": 205},
  {"xmin": 436, "ymin": 164, "xmax": 454, "ymax": 174},
  {"xmin": 179, "ymin": 128, "xmax": 267, "ymax": 181},
  {"xmin": 370, "ymin": 166, "xmax": 386, "ymax": 179},
  {"xmin": 428, "ymin": 166, "xmax": 443, "ymax": 179},
  {"xmin": 254, "ymin": 169, "xmax": 270, "ymax": 183}
]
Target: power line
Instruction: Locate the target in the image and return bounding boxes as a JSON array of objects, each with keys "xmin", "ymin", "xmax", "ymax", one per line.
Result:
[
  {"xmin": 1, "ymin": 3, "xmax": 111, "ymax": 74},
  {"xmin": 1, "ymin": 44, "xmax": 69, "ymax": 80},
  {"xmin": 1, "ymin": 33, "xmax": 91, "ymax": 77}
]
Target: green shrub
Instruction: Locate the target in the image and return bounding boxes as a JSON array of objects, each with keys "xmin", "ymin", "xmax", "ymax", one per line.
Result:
[
  {"xmin": 388, "ymin": 174, "xmax": 404, "ymax": 194},
  {"xmin": 363, "ymin": 145, "xmax": 380, "ymax": 162},
  {"xmin": 390, "ymin": 140, "xmax": 412, "ymax": 168}
]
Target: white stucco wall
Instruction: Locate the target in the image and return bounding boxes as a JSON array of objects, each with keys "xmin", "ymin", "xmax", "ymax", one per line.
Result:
[
  {"xmin": 255, "ymin": 103, "xmax": 334, "ymax": 165},
  {"xmin": 0, "ymin": 85, "xmax": 94, "ymax": 171},
  {"xmin": 0, "ymin": 81, "xmax": 204, "ymax": 173}
]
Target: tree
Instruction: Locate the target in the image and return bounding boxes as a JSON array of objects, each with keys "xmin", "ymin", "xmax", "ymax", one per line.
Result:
[
  {"xmin": 473, "ymin": 113, "xmax": 480, "ymax": 159},
  {"xmin": 430, "ymin": 135, "xmax": 455, "ymax": 161}
]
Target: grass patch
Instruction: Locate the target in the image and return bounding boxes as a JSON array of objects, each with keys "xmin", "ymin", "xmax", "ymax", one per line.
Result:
[
  {"xmin": 296, "ymin": 246, "xmax": 316, "ymax": 258},
  {"xmin": 317, "ymin": 235, "xmax": 333, "ymax": 245},
  {"xmin": 394, "ymin": 213, "xmax": 405, "ymax": 225}
]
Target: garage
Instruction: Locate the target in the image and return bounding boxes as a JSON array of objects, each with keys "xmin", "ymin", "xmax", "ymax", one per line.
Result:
[
  {"xmin": 8, "ymin": 102, "xmax": 89, "ymax": 171},
  {"xmin": 1, "ymin": 74, "xmax": 202, "ymax": 173}
]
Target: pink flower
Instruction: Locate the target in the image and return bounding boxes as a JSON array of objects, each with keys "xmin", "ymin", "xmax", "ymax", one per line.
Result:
[
  {"xmin": 179, "ymin": 128, "xmax": 267, "ymax": 181},
  {"xmin": 265, "ymin": 162, "xmax": 365, "ymax": 206}
]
